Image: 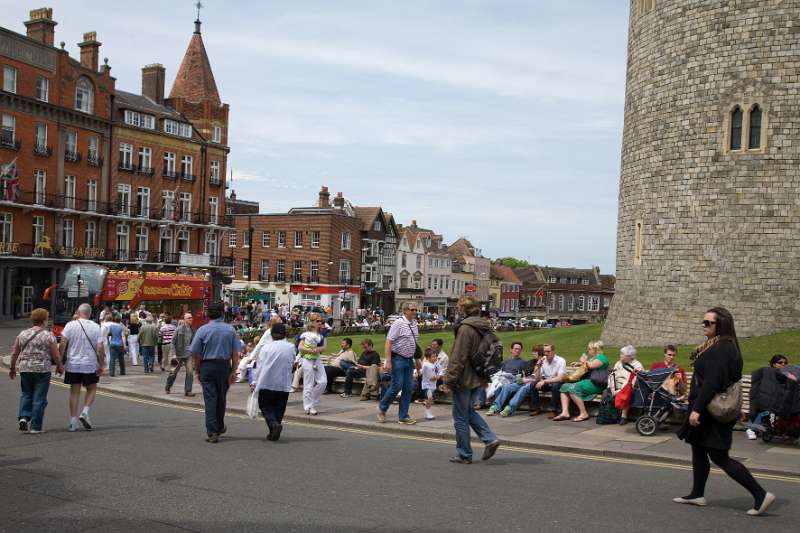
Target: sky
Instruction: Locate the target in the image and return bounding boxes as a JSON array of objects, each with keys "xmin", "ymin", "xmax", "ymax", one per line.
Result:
[{"xmin": 3, "ymin": 1, "xmax": 630, "ymax": 273}]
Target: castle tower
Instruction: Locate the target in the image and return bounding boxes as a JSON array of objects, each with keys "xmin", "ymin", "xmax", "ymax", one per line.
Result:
[{"xmin": 602, "ymin": 0, "xmax": 800, "ymax": 346}]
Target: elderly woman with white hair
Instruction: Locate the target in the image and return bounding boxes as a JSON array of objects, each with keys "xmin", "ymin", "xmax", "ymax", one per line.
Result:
[
  {"xmin": 609, "ymin": 345, "xmax": 645, "ymax": 425},
  {"xmin": 553, "ymin": 340, "xmax": 610, "ymax": 422}
]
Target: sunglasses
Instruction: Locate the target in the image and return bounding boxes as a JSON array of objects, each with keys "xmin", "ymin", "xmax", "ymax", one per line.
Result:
[
  {"xmin": 776, "ymin": 360, "xmax": 787, "ymax": 366},
  {"xmin": 702, "ymin": 320, "xmax": 716, "ymax": 327}
]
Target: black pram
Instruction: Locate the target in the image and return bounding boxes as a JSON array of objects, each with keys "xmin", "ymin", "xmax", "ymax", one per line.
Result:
[{"xmin": 631, "ymin": 366, "xmax": 688, "ymax": 436}]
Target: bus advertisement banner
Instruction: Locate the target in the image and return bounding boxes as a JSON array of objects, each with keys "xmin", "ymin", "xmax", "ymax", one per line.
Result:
[{"xmin": 102, "ymin": 272, "xmax": 208, "ymax": 305}]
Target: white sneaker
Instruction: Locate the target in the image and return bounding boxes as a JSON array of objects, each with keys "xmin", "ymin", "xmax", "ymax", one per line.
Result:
[
  {"xmin": 425, "ymin": 415, "xmax": 435, "ymax": 420},
  {"xmin": 746, "ymin": 429, "xmax": 757, "ymax": 440},
  {"xmin": 309, "ymin": 408, "xmax": 319, "ymax": 415},
  {"xmin": 28, "ymin": 429, "xmax": 45, "ymax": 434},
  {"xmin": 79, "ymin": 413, "xmax": 93, "ymax": 431},
  {"xmin": 68, "ymin": 420, "xmax": 80, "ymax": 432}
]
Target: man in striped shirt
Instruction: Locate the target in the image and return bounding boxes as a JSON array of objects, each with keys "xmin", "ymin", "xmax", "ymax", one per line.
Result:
[
  {"xmin": 159, "ymin": 314, "xmax": 177, "ymax": 372},
  {"xmin": 377, "ymin": 302, "xmax": 421, "ymax": 425}
]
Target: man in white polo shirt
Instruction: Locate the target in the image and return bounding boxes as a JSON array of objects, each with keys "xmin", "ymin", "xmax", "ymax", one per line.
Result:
[{"xmin": 59, "ymin": 303, "xmax": 106, "ymax": 432}]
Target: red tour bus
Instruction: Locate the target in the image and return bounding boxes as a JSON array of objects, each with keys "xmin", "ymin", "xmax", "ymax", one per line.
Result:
[{"xmin": 50, "ymin": 265, "xmax": 211, "ymax": 335}]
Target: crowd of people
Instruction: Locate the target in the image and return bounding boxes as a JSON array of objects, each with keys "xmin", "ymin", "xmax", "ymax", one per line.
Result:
[{"xmin": 8, "ymin": 300, "xmax": 795, "ymax": 516}]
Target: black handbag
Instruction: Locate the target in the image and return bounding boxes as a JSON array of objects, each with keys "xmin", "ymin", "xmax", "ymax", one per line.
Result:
[{"xmin": 589, "ymin": 368, "xmax": 609, "ymax": 388}]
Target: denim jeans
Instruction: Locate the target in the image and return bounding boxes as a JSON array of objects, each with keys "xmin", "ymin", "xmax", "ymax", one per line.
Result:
[
  {"xmin": 200, "ymin": 360, "xmax": 230, "ymax": 436},
  {"xmin": 491, "ymin": 382, "xmax": 522, "ymax": 410},
  {"xmin": 529, "ymin": 382, "xmax": 562, "ymax": 412},
  {"xmin": 379, "ymin": 355, "xmax": 414, "ymax": 420},
  {"xmin": 140, "ymin": 345, "xmax": 155, "ymax": 372},
  {"xmin": 344, "ymin": 367, "xmax": 366, "ymax": 395},
  {"xmin": 19, "ymin": 372, "xmax": 51, "ymax": 431},
  {"xmin": 109, "ymin": 344, "xmax": 126, "ymax": 376},
  {"xmin": 258, "ymin": 388, "xmax": 290, "ymax": 432},
  {"xmin": 452, "ymin": 387, "xmax": 497, "ymax": 461}
]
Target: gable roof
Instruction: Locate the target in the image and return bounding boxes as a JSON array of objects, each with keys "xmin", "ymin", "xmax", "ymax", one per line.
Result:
[
  {"xmin": 169, "ymin": 23, "xmax": 221, "ymax": 105},
  {"xmin": 352, "ymin": 207, "xmax": 382, "ymax": 232},
  {"xmin": 491, "ymin": 264, "xmax": 521, "ymax": 285},
  {"xmin": 115, "ymin": 90, "xmax": 184, "ymax": 120}
]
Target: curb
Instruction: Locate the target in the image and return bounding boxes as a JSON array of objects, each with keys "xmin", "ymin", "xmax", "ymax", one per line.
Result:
[{"xmin": 95, "ymin": 383, "xmax": 800, "ymax": 480}]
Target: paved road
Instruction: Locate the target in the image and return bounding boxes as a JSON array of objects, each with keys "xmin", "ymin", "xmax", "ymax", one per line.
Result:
[{"xmin": 1, "ymin": 379, "xmax": 798, "ymax": 533}]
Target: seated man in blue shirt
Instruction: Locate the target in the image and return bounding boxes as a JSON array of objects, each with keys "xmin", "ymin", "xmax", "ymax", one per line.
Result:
[{"xmin": 486, "ymin": 342, "xmax": 534, "ymax": 415}]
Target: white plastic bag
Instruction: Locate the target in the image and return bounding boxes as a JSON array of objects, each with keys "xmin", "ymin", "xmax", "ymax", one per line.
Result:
[{"xmin": 246, "ymin": 390, "xmax": 259, "ymax": 419}]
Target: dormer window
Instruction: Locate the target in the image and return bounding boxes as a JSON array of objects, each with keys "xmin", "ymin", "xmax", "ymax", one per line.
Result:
[
  {"xmin": 75, "ymin": 77, "xmax": 94, "ymax": 113},
  {"xmin": 124, "ymin": 110, "xmax": 155, "ymax": 129},
  {"xmin": 164, "ymin": 119, "xmax": 192, "ymax": 138}
]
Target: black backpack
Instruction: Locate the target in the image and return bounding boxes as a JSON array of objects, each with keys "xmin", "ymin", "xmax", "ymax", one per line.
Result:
[{"xmin": 462, "ymin": 323, "xmax": 503, "ymax": 378}]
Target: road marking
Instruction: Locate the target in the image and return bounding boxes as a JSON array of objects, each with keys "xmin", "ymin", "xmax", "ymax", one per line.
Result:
[{"xmin": 48, "ymin": 381, "xmax": 800, "ymax": 486}]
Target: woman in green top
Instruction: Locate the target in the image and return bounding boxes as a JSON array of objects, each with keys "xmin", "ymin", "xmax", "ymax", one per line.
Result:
[{"xmin": 553, "ymin": 340, "xmax": 609, "ymax": 422}]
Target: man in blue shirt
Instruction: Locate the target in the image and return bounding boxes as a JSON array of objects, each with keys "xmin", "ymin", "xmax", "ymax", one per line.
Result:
[{"xmin": 191, "ymin": 303, "xmax": 240, "ymax": 443}]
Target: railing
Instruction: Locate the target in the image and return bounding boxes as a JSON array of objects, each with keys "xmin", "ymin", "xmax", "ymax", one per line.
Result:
[
  {"xmin": 136, "ymin": 165, "xmax": 155, "ymax": 176},
  {"xmin": 87, "ymin": 154, "xmax": 102, "ymax": 167},
  {"xmin": 209, "ymin": 178, "xmax": 221, "ymax": 187},
  {"xmin": 339, "ymin": 277, "xmax": 354, "ymax": 285},
  {"xmin": 0, "ymin": 135, "xmax": 20, "ymax": 151},
  {"xmin": 180, "ymin": 173, "xmax": 196, "ymax": 182},
  {"xmin": 163, "ymin": 167, "xmax": 178, "ymax": 179},
  {"xmin": 33, "ymin": 143, "xmax": 52, "ymax": 157},
  {"xmin": 0, "ymin": 242, "xmax": 234, "ymax": 267},
  {"xmin": 117, "ymin": 162, "xmax": 134, "ymax": 172},
  {"xmin": 65, "ymin": 150, "xmax": 82, "ymax": 163},
  {"xmin": 398, "ymin": 287, "xmax": 425, "ymax": 294}
]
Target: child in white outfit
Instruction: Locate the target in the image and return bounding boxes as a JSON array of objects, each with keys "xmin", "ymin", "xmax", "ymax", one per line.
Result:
[{"xmin": 421, "ymin": 349, "xmax": 439, "ymax": 420}]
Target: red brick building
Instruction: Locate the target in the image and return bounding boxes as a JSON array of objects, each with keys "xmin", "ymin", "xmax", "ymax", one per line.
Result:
[
  {"xmin": 227, "ymin": 187, "xmax": 362, "ymax": 314},
  {"xmin": 1, "ymin": 9, "xmax": 115, "ymax": 318},
  {"xmin": 0, "ymin": 8, "xmax": 232, "ymax": 318}
]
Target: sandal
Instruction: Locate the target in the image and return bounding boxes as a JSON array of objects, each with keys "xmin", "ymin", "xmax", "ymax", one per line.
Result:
[
  {"xmin": 572, "ymin": 415, "xmax": 590, "ymax": 422},
  {"xmin": 551, "ymin": 414, "xmax": 571, "ymax": 421}
]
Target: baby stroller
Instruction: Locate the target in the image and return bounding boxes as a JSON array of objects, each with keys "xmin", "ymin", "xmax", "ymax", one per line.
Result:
[
  {"xmin": 750, "ymin": 366, "xmax": 800, "ymax": 444},
  {"xmin": 631, "ymin": 366, "xmax": 688, "ymax": 436}
]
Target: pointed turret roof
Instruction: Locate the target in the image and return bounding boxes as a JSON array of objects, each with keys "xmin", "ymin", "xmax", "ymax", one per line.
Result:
[{"xmin": 168, "ymin": 17, "xmax": 221, "ymax": 106}]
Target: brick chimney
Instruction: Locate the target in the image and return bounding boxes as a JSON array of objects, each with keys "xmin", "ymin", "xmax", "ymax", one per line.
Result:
[
  {"xmin": 141, "ymin": 64, "xmax": 165, "ymax": 105},
  {"xmin": 318, "ymin": 186, "xmax": 330, "ymax": 208},
  {"xmin": 78, "ymin": 31, "xmax": 101, "ymax": 71},
  {"xmin": 333, "ymin": 192, "xmax": 345, "ymax": 209},
  {"xmin": 24, "ymin": 8, "xmax": 57, "ymax": 47}
]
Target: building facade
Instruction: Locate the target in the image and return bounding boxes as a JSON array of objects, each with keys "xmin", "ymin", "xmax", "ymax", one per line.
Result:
[
  {"xmin": 448, "ymin": 237, "xmax": 490, "ymax": 305},
  {"xmin": 604, "ymin": 0, "xmax": 800, "ymax": 344},
  {"xmin": 516, "ymin": 265, "xmax": 614, "ymax": 323},
  {"xmin": 227, "ymin": 187, "xmax": 362, "ymax": 315},
  {"xmin": 353, "ymin": 206, "xmax": 397, "ymax": 314},
  {"xmin": 394, "ymin": 224, "xmax": 425, "ymax": 313},
  {"xmin": 490, "ymin": 263, "xmax": 521, "ymax": 317},
  {"xmin": 1, "ymin": 9, "xmax": 115, "ymax": 318}
]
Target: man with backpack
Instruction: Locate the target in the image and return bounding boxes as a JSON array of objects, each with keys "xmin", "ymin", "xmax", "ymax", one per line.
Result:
[{"xmin": 443, "ymin": 296, "xmax": 500, "ymax": 464}]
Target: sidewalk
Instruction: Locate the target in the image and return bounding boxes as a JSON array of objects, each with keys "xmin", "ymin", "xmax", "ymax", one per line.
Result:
[{"xmin": 56, "ymin": 362, "xmax": 800, "ymax": 478}]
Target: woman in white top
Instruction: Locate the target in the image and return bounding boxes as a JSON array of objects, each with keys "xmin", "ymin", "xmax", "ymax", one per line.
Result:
[
  {"xmin": 609, "ymin": 345, "xmax": 644, "ymax": 425},
  {"xmin": 298, "ymin": 312, "xmax": 326, "ymax": 415}
]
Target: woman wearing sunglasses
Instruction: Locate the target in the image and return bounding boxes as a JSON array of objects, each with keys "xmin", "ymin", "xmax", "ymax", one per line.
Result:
[{"xmin": 675, "ymin": 307, "xmax": 775, "ymax": 516}]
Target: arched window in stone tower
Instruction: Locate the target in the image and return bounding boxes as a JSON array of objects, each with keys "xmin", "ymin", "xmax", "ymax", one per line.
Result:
[
  {"xmin": 748, "ymin": 105, "xmax": 762, "ymax": 149},
  {"xmin": 729, "ymin": 106, "xmax": 743, "ymax": 151}
]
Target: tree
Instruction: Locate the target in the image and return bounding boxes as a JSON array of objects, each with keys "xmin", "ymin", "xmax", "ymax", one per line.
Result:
[{"xmin": 496, "ymin": 257, "xmax": 529, "ymax": 269}]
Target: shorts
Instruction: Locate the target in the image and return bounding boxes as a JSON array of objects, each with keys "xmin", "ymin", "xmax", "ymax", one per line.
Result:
[{"xmin": 64, "ymin": 371, "xmax": 100, "ymax": 386}]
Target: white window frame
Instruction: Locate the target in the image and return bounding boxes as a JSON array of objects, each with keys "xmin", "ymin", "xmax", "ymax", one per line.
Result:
[
  {"xmin": 36, "ymin": 76, "xmax": 48, "ymax": 102},
  {"xmin": 161, "ymin": 190, "xmax": 175, "ymax": 220},
  {"xmin": 212, "ymin": 125, "xmax": 222, "ymax": 143},
  {"xmin": 208, "ymin": 197, "xmax": 218, "ymax": 224},
  {"xmin": 3, "ymin": 65, "xmax": 17, "ymax": 93},
  {"xmin": 163, "ymin": 152, "xmax": 176, "ymax": 175},
  {"xmin": 75, "ymin": 77, "xmax": 94, "ymax": 113},
  {"xmin": 138, "ymin": 146, "xmax": 152, "ymax": 170},
  {"xmin": 0, "ymin": 212, "xmax": 12, "ymax": 244},
  {"xmin": 292, "ymin": 260, "xmax": 302, "ymax": 282},
  {"xmin": 135, "ymin": 225, "xmax": 149, "ymax": 259},
  {"xmin": 176, "ymin": 228, "xmax": 190, "ymax": 254},
  {"xmin": 228, "ymin": 230, "xmax": 237, "ymax": 247},
  {"xmin": 164, "ymin": 119, "xmax": 192, "ymax": 138},
  {"xmin": 260, "ymin": 259, "xmax": 269, "ymax": 280},
  {"xmin": 339, "ymin": 260, "xmax": 351, "ymax": 283},
  {"xmin": 64, "ymin": 176, "xmax": 76, "ymax": 209},
  {"xmin": 124, "ymin": 110, "xmax": 155, "ymax": 129},
  {"xmin": 588, "ymin": 296, "xmax": 600, "ymax": 312},
  {"xmin": 66, "ymin": 130, "xmax": 78, "ymax": 158},
  {"xmin": 261, "ymin": 231, "xmax": 271, "ymax": 247},
  {"xmin": 210, "ymin": 160, "xmax": 220, "ymax": 182},
  {"xmin": 34, "ymin": 123, "xmax": 47, "ymax": 151},
  {"xmin": 310, "ymin": 231, "xmax": 320, "ymax": 248},
  {"xmin": 159, "ymin": 226, "xmax": 173, "ymax": 256},
  {"xmin": 33, "ymin": 216, "xmax": 45, "ymax": 255},
  {"xmin": 34, "ymin": 170, "xmax": 46, "ymax": 205},
  {"xmin": 310, "ymin": 260, "xmax": 318, "ymax": 282},
  {"xmin": 119, "ymin": 143, "xmax": 133, "ymax": 169},
  {"xmin": 88, "ymin": 136, "xmax": 99, "ymax": 162},
  {"xmin": 341, "ymin": 232, "xmax": 351, "ymax": 250},
  {"xmin": 243, "ymin": 229, "xmax": 251, "ymax": 248},
  {"xmin": 117, "ymin": 184, "xmax": 131, "ymax": 216},
  {"xmin": 277, "ymin": 231, "xmax": 286, "ymax": 248},
  {"xmin": 85, "ymin": 220, "xmax": 97, "ymax": 248},
  {"xmin": 179, "ymin": 192, "xmax": 191, "ymax": 222},
  {"xmin": 294, "ymin": 230, "xmax": 303, "ymax": 248},
  {"xmin": 205, "ymin": 231, "xmax": 218, "ymax": 256},
  {"xmin": 136, "ymin": 186, "xmax": 150, "ymax": 217},
  {"xmin": 276, "ymin": 259, "xmax": 285, "ymax": 281},
  {"xmin": 62, "ymin": 219, "xmax": 74, "ymax": 248},
  {"xmin": 180, "ymin": 155, "xmax": 193, "ymax": 178},
  {"xmin": 577, "ymin": 295, "xmax": 585, "ymax": 311},
  {"xmin": 1, "ymin": 114, "xmax": 15, "ymax": 144},
  {"xmin": 87, "ymin": 179, "xmax": 97, "ymax": 211}
]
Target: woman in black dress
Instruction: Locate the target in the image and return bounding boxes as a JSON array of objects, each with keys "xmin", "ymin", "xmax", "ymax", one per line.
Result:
[{"xmin": 675, "ymin": 307, "xmax": 775, "ymax": 516}]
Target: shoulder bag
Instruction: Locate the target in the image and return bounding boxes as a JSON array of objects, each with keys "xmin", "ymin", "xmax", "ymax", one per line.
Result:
[
  {"xmin": 707, "ymin": 380, "xmax": 743, "ymax": 423},
  {"xmin": 75, "ymin": 319, "xmax": 102, "ymax": 364},
  {"xmin": 405, "ymin": 322, "xmax": 423, "ymax": 359}
]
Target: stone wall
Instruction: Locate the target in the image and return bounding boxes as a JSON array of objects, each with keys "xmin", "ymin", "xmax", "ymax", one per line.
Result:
[{"xmin": 603, "ymin": 0, "xmax": 800, "ymax": 346}]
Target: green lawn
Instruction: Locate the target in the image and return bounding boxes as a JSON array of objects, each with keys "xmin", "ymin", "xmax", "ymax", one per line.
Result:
[{"xmin": 326, "ymin": 322, "xmax": 800, "ymax": 374}]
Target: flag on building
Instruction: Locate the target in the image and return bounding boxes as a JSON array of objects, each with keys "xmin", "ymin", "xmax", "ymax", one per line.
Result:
[
  {"xmin": 535, "ymin": 286, "xmax": 545, "ymax": 300},
  {"xmin": 1, "ymin": 157, "xmax": 20, "ymax": 202}
]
